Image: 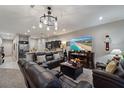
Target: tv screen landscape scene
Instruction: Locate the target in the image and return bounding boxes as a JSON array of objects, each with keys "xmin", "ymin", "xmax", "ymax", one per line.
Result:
[{"xmin": 70, "ymin": 36, "xmax": 92, "ymax": 51}]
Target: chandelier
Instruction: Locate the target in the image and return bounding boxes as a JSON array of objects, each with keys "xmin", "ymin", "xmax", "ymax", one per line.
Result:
[{"xmin": 39, "ymin": 7, "xmax": 58, "ymax": 31}]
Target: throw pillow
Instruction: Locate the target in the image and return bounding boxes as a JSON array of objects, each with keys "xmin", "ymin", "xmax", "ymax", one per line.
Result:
[
  {"xmin": 37, "ymin": 55, "xmax": 46, "ymax": 63},
  {"xmin": 54, "ymin": 53, "xmax": 60, "ymax": 59},
  {"xmin": 105, "ymin": 60, "xmax": 118, "ymax": 74}
]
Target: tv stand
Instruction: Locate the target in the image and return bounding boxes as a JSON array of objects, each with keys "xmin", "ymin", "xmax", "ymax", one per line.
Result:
[{"xmin": 68, "ymin": 51, "xmax": 94, "ymax": 69}]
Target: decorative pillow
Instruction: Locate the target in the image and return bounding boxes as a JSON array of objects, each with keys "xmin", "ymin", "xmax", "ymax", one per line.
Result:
[
  {"xmin": 54, "ymin": 53, "xmax": 60, "ymax": 59},
  {"xmin": 37, "ymin": 55, "xmax": 46, "ymax": 63},
  {"xmin": 105, "ymin": 60, "xmax": 118, "ymax": 74},
  {"xmin": 59, "ymin": 52, "xmax": 64, "ymax": 58}
]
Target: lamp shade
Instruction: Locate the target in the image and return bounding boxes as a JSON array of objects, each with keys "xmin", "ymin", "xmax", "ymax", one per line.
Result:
[{"xmin": 111, "ymin": 49, "xmax": 122, "ymax": 55}]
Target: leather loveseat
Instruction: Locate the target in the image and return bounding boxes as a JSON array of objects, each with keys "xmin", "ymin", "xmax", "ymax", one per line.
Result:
[
  {"xmin": 92, "ymin": 60, "xmax": 124, "ymax": 88},
  {"xmin": 18, "ymin": 60, "xmax": 92, "ymax": 88}
]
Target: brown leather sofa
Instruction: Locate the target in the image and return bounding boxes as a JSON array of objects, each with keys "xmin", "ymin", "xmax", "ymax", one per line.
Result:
[
  {"xmin": 92, "ymin": 60, "xmax": 124, "ymax": 88},
  {"xmin": 18, "ymin": 60, "xmax": 92, "ymax": 88}
]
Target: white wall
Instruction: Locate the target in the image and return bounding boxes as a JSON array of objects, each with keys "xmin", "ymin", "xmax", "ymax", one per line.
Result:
[
  {"xmin": 0, "ymin": 37, "xmax": 2, "ymax": 46},
  {"xmin": 48, "ymin": 20, "xmax": 124, "ymax": 63},
  {"xmin": 13, "ymin": 35, "xmax": 19, "ymax": 61},
  {"xmin": 37, "ymin": 39, "xmax": 46, "ymax": 51},
  {"xmin": 29, "ymin": 37, "xmax": 46, "ymax": 52},
  {"xmin": 29, "ymin": 38, "xmax": 38, "ymax": 50},
  {"xmin": 2, "ymin": 39, "xmax": 13, "ymax": 56}
]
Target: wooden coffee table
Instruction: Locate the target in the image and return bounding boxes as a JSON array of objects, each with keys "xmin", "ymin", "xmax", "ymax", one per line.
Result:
[{"xmin": 60, "ymin": 62, "xmax": 83, "ymax": 80}]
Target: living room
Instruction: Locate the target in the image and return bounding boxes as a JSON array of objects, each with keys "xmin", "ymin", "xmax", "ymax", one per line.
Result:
[{"xmin": 0, "ymin": 3, "xmax": 124, "ymax": 91}]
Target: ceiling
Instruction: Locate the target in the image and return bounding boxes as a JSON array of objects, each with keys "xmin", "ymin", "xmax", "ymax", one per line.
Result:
[{"xmin": 0, "ymin": 5, "xmax": 124, "ymax": 39}]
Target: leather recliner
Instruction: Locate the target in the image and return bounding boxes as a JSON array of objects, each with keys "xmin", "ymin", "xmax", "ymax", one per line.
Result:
[
  {"xmin": 92, "ymin": 61, "xmax": 124, "ymax": 88},
  {"xmin": 18, "ymin": 60, "xmax": 92, "ymax": 88}
]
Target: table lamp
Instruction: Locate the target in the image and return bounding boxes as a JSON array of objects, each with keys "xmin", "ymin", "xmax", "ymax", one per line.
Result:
[
  {"xmin": 111, "ymin": 49, "xmax": 122, "ymax": 61},
  {"xmin": 111, "ymin": 49, "xmax": 122, "ymax": 55}
]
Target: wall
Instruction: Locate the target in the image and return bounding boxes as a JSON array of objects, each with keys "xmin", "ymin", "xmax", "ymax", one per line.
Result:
[
  {"xmin": 37, "ymin": 39, "xmax": 46, "ymax": 51},
  {"xmin": 2, "ymin": 39, "xmax": 13, "ymax": 56},
  {"xmin": 0, "ymin": 37, "xmax": 2, "ymax": 46},
  {"xmin": 29, "ymin": 38, "xmax": 38, "ymax": 51},
  {"xmin": 13, "ymin": 36, "xmax": 19, "ymax": 61},
  {"xmin": 48, "ymin": 20, "xmax": 124, "ymax": 63},
  {"xmin": 29, "ymin": 37, "xmax": 46, "ymax": 52}
]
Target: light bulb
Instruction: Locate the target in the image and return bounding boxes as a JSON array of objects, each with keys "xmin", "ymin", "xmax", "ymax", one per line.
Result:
[
  {"xmin": 44, "ymin": 19, "xmax": 47, "ymax": 24},
  {"xmin": 55, "ymin": 27, "xmax": 58, "ymax": 30},
  {"xmin": 99, "ymin": 16, "xmax": 103, "ymax": 21},
  {"xmin": 27, "ymin": 29, "xmax": 30, "ymax": 32},
  {"xmin": 47, "ymin": 26, "xmax": 50, "ymax": 31},
  {"xmin": 39, "ymin": 23, "xmax": 42, "ymax": 28},
  {"xmin": 24, "ymin": 32, "xmax": 27, "ymax": 35},
  {"xmin": 32, "ymin": 25, "xmax": 36, "ymax": 29},
  {"xmin": 54, "ymin": 22, "xmax": 58, "ymax": 27}
]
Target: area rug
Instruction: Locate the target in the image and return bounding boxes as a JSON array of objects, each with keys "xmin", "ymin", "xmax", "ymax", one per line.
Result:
[
  {"xmin": 52, "ymin": 66, "xmax": 93, "ymax": 85},
  {"xmin": 0, "ymin": 68, "xmax": 26, "ymax": 88}
]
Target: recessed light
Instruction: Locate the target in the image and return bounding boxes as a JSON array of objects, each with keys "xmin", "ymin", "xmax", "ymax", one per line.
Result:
[
  {"xmin": 24, "ymin": 32, "xmax": 27, "ymax": 35},
  {"xmin": 47, "ymin": 27, "xmax": 50, "ymax": 31},
  {"xmin": 62, "ymin": 29, "xmax": 66, "ymax": 32},
  {"xmin": 27, "ymin": 29, "xmax": 30, "ymax": 33},
  {"xmin": 55, "ymin": 27, "xmax": 58, "ymax": 30},
  {"xmin": 99, "ymin": 16, "xmax": 103, "ymax": 21},
  {"xmin": 32, "ymin": 25, "xmax": 36, "ymax": 29},
  {"xmin": 6, "ymin": 33, "xmax": 10, "ymax": 36}
]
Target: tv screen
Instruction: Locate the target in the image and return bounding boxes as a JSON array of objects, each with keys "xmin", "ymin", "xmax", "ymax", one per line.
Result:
[{"xmin": 70, "ymin": 36, "xmax": 92, "ymax": 51}]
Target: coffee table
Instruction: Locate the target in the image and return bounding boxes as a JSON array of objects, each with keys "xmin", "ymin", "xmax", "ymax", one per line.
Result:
[{"xmin": 60, "ymin": 62, "xmax": 83, "ymax": 80}]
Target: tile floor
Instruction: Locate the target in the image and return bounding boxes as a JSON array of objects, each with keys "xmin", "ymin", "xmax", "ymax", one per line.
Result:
[
  {"xmin": 0, "ymin": 56, "xmax": 19, "ymax": 69},
  {"xmin": 0, "ymin": 56, "xmax": 26, "ymax": 88}
]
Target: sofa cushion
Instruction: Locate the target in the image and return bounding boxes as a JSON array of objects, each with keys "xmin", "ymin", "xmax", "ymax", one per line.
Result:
[
  {"xmin": 46, "ymin": 55, "xmax": 54, "ymax": 61},
  {"xmin": 54, "ymin": 53, "xmax": 60, "ymax": 59},
  {"xmin": 24, "ymin": 62, "xmax": 62, "ymax": 88},
  {"xmin": 37, "ymin": 55, "xmax": 46, "ymax": 63}
]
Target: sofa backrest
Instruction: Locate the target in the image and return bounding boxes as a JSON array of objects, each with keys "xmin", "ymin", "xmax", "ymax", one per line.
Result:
[{"xmin": 45, "ymin": 53, "xmax": 54, "ymax": 61}]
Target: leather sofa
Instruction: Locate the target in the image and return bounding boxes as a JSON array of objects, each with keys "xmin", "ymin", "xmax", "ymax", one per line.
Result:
[
  {"xmin": 92, "ymin": 60, "xmax": 124, "ymax": 88},
  {"xmin": 36, "ymin": 52, "xmax": 64, "ymax": 69},
  {"xmin": 26, "ymin": 51, "xmax": 64, "ymax": 69},
  {"xmin": 18, "ymin": 60, "xmax": 92, "ymax": 88},
  {"xmin": 45, "ymin": 52, "xmax": 64, "ymax": 69}
]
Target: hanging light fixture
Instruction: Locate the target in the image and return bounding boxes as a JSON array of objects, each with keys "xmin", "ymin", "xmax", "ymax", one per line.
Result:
[{"xmin": 40, "ymin": 7, "xmax": 58, "ymax": 31}]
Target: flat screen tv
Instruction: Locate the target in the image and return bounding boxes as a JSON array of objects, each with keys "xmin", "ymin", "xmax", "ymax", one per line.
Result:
[{"xmin": 70, "ymin": 36, "xmax": 92, "ymax": 51}]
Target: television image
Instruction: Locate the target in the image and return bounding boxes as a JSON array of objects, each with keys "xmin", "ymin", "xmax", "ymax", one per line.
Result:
[{"xmin": 70, "ymin": 36, "xmax": 92, "ymax": 51}]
